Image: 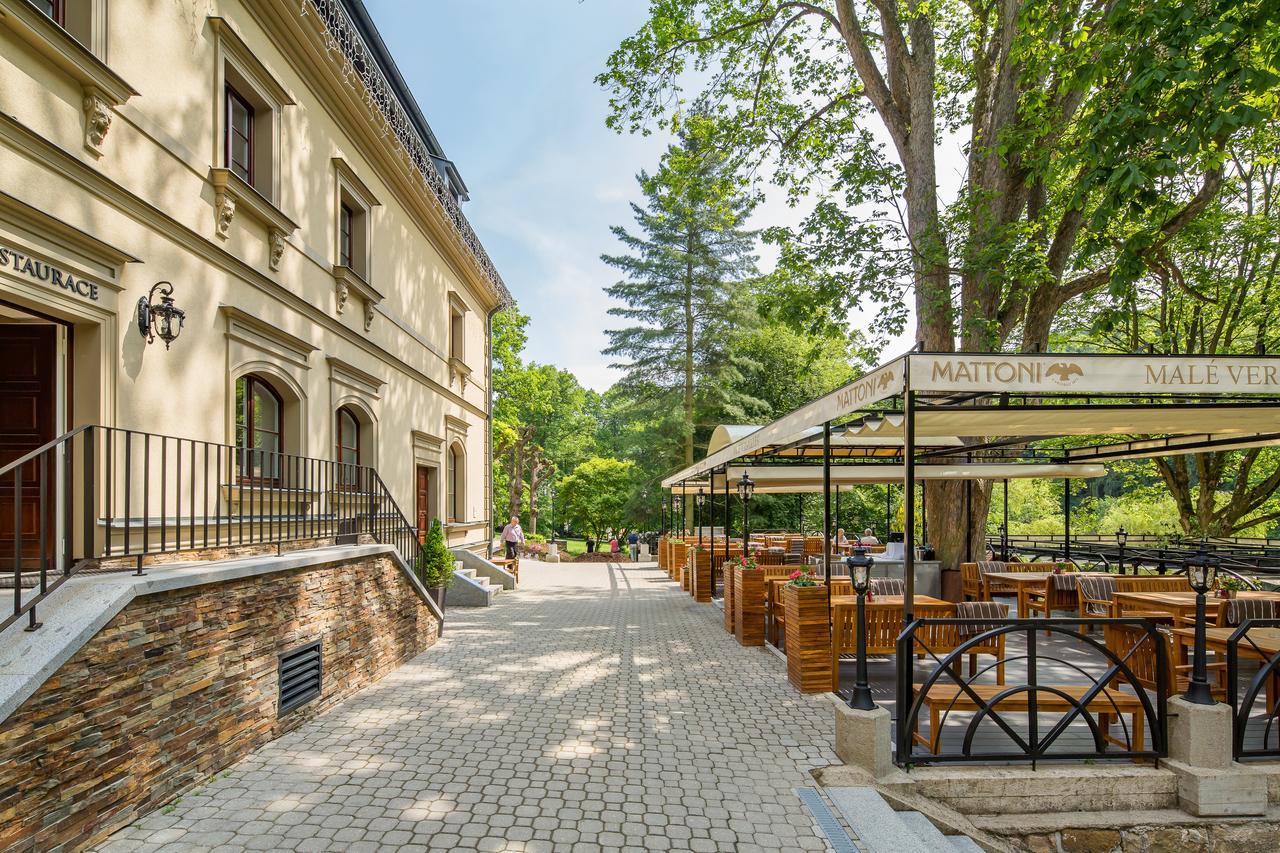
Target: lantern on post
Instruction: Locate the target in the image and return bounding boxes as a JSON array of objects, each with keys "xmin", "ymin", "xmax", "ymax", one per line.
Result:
[
  {"xmin": 1115, "ymin": 527, "xmax": 1129, "ymax": 575},
  {"xmin": 1183, "ymin": 548, "xmax": 1220, "ymax": 706},
  {"xmin": 736, "ymin": 472, "xmax": 754, "ymax": 545},
  {"xmin": 845, "ymin": 548, "xmax": 876, "ymax": 711}
]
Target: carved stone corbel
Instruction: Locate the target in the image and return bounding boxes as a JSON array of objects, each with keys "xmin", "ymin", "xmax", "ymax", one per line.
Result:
[
  {"xmin": 335, "ymin": 278, "xmax": 350, "ymax": 315},
  {"xmin": 82, "ymin": 87, "xmax": 112, "ymax": 156},
  {"xmin": 269, "ymin": 228, "xmax": 286, "ymax": 271},
  {"xmin": 363, "ymin": 300, "xmax": 375, "ymax": 332},
  {"xmin": 214, "ymin": 191, "xmax": 236, "ymax": 239}
]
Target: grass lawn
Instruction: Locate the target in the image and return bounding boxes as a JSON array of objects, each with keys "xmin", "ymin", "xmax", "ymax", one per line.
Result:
[{"xmin": 563, "ymin": 538, "xmax": 588, "ymax": 556}]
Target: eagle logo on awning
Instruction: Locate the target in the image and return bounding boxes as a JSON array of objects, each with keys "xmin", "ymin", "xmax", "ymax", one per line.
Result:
[{"xmin": 1045, "ymin": 362, "xmax": 1084, "ymax": 384}]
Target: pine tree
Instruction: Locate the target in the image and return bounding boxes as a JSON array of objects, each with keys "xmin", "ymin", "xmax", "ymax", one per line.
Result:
[{"xmin": 602, "ymin": 126, "xmax": 760, "ymax": 471}]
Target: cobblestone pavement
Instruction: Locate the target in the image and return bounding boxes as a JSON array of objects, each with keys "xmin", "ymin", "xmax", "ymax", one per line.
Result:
[{"xmin": 104, "ymin": 559, "xmax": 840, "ymax": 852}]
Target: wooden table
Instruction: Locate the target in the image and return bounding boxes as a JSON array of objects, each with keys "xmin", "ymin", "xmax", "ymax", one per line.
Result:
[
  {"xmin": 981, "ymin": 572, "xmax": 1056, "ymax": 618},
  {"xmin": 1113, "ymin": 591, "xmax": 1280, "ymax": 626},
  {"xmin": 1170, "ymin": 625, "xmax": 1280, "ymax": 660},
  {"xmin": 829, "ymin": 594, "xmax": 950, "ymax": 610}
]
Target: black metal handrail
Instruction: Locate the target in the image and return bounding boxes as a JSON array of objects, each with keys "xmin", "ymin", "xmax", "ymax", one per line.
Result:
[
  {"xmin": 2, "ymin": 425, "xmax": 424, "ymax": 636},
  {"xmin": 1227, "ymin": 618, "xmax": 1280, "ymax": 760},
  {"xmin": 894, "ymin": 618, "xmax": 1168, "ymax": 767}
]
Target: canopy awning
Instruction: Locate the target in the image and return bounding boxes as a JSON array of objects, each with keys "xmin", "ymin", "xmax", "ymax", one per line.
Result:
[{"xmin": 662, "ymin": 351, "xmax": 1280, "ymax": 487}]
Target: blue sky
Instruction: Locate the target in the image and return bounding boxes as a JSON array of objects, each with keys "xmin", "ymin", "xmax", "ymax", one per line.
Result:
[
  {"xmin": 364, "ymin": 0, "xmax": 669, "ymax": 390},
  {"xmin": 364, "ymin": 1, "xmax": 925, "ymax": 391}
]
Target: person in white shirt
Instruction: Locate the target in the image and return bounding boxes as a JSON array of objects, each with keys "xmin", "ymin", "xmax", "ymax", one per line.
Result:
[
  {"xmin": 500, "ymin": 516, "xmax": 524, "ymax": 559},
  {"xmin": 860, "ymin": 527, "xmax": 881, "ymax": 546}
]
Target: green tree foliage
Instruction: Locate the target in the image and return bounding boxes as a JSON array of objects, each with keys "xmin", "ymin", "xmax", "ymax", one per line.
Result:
[
  {"xmin": 599, "ymin": 0, "xmax": 1280, "ymax": 568},
  {"xmin": 1054, "ymin": 132, "xmax": 1280, "ymax": 536},
  {"xmin": 559, "ymin": 457, "xmax": 637, "ymax": 542},
  {"xmin": 417, "ymin": 518, "xmax": 454, "ymax": 589},
  {"xmin": 602, "ymin": 124, "xmax": 762, "ymax": 471},
  {"xmin": 492, "ymin": 308, "xmax": 600, "ymax": 533}
]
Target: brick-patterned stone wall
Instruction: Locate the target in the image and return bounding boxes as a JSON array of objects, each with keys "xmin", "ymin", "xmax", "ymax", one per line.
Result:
[{"xmin": 0, "ymin": 554, "xmax": 439, "ymax": 852}]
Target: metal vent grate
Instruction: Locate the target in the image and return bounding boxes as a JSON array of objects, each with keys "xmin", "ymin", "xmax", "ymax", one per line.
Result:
[{"xmin": 278, "ymin": 641, "xmax": 322, "ymax": 716}]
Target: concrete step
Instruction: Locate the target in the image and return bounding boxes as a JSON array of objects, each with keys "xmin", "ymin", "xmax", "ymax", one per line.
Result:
[
  {"xmin": 826, "ymin": 788, "xmax": 931, "ymax": 853},
  {"xmin": 898, "ymin": 811, "xmax": 957, "ymax": 849},
  {"xmin": 827, "ymin": 788, "xmax": 984, "ymax": 853}
]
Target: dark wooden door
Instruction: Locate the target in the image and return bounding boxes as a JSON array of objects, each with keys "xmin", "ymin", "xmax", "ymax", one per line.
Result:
[
  {"xmin": 416, "ymin": 465, "xmax": 434, "ymax": 544},
  {"xmin": 0, "ymin": 325, "xmax": 57, "ymax": 562}
]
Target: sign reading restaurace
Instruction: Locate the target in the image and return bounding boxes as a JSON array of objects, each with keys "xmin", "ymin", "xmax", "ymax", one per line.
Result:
[
  {"xmin": 0, "ymin": 244, "xmax": 100, "ymax": 301},
  {"xmin": 912, "ymin": 354, "xmax": 1280, "ymax": 395}
]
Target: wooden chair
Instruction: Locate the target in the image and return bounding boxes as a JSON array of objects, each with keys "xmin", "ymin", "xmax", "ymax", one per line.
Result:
[
  {"xmin": 870, "ymin": 577, "xmax": 905, "ymax": 596},
  {"xmin": 1077, "ymin": 575, "xmax": 1117, "ymax": 620},
  {"xmin": 1112, "ymin": 576, "xmax": 1190, "ymax": 622},
  {"xmin": 831, "ymin": 602, "xmax": 955, "ymax": 691},
  {"xmin": 960, "ymin": 562, "xmax": 983, "ymax": 601},
  {"xmin": 1103, "ymin": 623, "xmax": 1227, "ymax": 699},
  {"xmin": 911, "ymin": 601, "xmax": 1007, "ymax": 685},
  {"xmin": 1026, "ymin": 569, "xmax": 1080, "ymax": 620}
]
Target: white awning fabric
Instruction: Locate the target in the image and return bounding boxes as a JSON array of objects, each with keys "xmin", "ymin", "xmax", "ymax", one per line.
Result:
[{"xmin": 662, "ymin": 352, "xmax": 1280, "ymax": 487}]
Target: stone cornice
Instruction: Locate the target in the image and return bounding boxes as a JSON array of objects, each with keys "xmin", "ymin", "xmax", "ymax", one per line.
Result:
[{"xmin": 247, "ymin": 0, "xmax": 512, "ymax": 312}]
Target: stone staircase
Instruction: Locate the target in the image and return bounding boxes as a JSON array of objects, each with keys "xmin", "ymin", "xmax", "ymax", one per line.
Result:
[
  {"xmin": 799, "ymin": 786, "xmax": 984, "ymax": 852},
  {"xmin": 445, "ymin": 561, "xmax": 504, "ymax": 606}
]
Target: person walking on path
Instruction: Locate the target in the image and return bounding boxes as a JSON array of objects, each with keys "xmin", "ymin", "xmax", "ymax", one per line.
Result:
[
  {"xmin": 501, "ymin": 516, "xmax": 524, "ymax": 560},
  {"xmin": 627, "ymin": 531, "xmax": 640, "ymax": 562}
]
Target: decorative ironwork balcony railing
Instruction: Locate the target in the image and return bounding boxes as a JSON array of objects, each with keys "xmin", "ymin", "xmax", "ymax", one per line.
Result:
[
  {"xmin": 302, "ymin": 0, "xmax": 512, "ymax": 308},
  {"xmin": 894, "ymin": 618, "xmax": 1168, "ymax": 767},
  {"xmin": 2, "ymin": 425, "xmax": 424, "ymax": 636},
  {"xmin": 1227, "ymin": 618, "xmax": 1280, "ymax": 760}
]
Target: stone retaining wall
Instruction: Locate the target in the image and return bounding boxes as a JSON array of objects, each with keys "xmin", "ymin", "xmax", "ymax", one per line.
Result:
[{"xmin": 0, "ymin": 554, "xmax": 439, "ymax": 852}]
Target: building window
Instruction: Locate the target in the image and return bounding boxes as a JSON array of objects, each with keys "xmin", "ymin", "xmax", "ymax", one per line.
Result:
[
  {"xmin": 446, "ymin": 444, "xmax": 463, "ymax": 523},
  {"xmin": 34, "ymin": 0, "xmax": 66, "ymax": 26},
  {"xmin": 235, "ymin": 374, "xmax": 282, "ymax": 483},
  {"xmin": 450, "ymin": 307, "xmax": 464, "ymax": 362},
  {"xmin": 338, "ymin": 204, "xmax": 354, "ymax": 269},
  {"xmin": 335, "ymin": 406, "xmax": 360, "ymax": 487},
  {"xmin": 226, "ymin": 86, "xmax": 254, "ymax": 185}
]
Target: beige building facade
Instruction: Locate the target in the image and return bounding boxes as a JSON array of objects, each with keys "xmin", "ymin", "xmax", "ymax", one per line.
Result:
[{"xmin": 0, "ymin": 0, "xmax": 510, "ymax": 554}]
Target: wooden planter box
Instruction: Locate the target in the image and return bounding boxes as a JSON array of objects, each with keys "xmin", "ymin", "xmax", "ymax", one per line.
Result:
[
  {"xmin": 734, "ymin": 566, "xmax": 765, "ymax": 647},
  {"xmin": 784, "ymin": 583, "xmax": 832, "ymax": 694},
  {"xmin": 657, "ymin": 536, "xmax": 667, "ymax": 571},
  {"xmin": 670, "ymin": 542, "xmax": 688, "ymax": 582},
  {"xmin": 690, "ymin": 549, "xmax": 711, "ymax": 602},
  {"xmin": 723, "ymin": 560, "xmax": 737, "ymax": 632}
]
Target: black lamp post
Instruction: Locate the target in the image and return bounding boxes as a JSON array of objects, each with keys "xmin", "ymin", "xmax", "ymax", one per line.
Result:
[
  {"xmin": 1115, "ymin": 527, "xmax": 1128, "ymax": 575},
  {"xmin": 696, "ymin": 487, "xmax": 706, "ymax": 548},
  {"xmin": 1183, "ymin": 548, "xmax": 1220, "ymax": 705},
  {"xmin": 846, "ymin": 548, "xmax": 876, "ymax": 711},
  {"xmin": 737, "ymin": 472, "xmax": 755, "ymax": 546},
  {"xmin": 998, "ymin": 524, "xmax": 1008, "ymax": 561}
]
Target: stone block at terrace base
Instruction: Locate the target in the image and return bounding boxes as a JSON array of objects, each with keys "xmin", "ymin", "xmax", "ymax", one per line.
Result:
[
  {"xmin": 1164, "ymin": 760, "xmax": 1269, "ymax": 817},
  {"xmin": 832, "ymin": 696, "xmax": 894, "ymax": 779},
  {"xmin": 1167, "ymin": 695, "xmax": 1232, "ymax": 770}
]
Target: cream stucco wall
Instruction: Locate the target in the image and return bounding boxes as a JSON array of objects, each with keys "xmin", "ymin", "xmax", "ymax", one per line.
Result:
[{"xmin": 0, "ymin": 0, "xmax": 502, "ymax": 547}]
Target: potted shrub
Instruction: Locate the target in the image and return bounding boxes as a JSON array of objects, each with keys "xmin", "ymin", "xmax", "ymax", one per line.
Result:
[
  {"xmin": 1217, "ymin": 576, "xmax": 1247, "ymax": 599},
  {"xmin": 417, "ymin": 518, "xmax": 454, "ymax": 609}
]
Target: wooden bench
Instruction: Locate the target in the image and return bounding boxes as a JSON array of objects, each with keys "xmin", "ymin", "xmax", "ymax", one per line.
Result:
[{"xmin": 913, "ymin": 682, "xmax": 1148, "ymax": 754}]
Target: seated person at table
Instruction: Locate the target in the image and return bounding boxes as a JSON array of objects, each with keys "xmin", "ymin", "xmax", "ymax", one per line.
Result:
[
  {"xmin": 834, "ymin": 528, "xmax": 850, "ymax": 547},
  {"xmin": 860, "ymin": 528, "xmax": 881, "ymax": 546}
]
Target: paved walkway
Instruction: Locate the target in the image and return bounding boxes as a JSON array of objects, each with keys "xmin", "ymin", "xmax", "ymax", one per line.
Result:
[{"xmin": 104, "ymin": 560, "xmax": 840, "ymax": 852}]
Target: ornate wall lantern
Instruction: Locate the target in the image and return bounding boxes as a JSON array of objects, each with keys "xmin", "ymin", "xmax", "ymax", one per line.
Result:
[{"xmin": 136, "ymin": 282, "xmax": 186, "ymax": 349}]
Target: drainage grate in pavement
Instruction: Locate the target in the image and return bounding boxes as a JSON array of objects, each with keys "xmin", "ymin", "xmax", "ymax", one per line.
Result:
[{"xmin": 795, "ymin": 786, "xmax": 861, "ymax": 853}]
